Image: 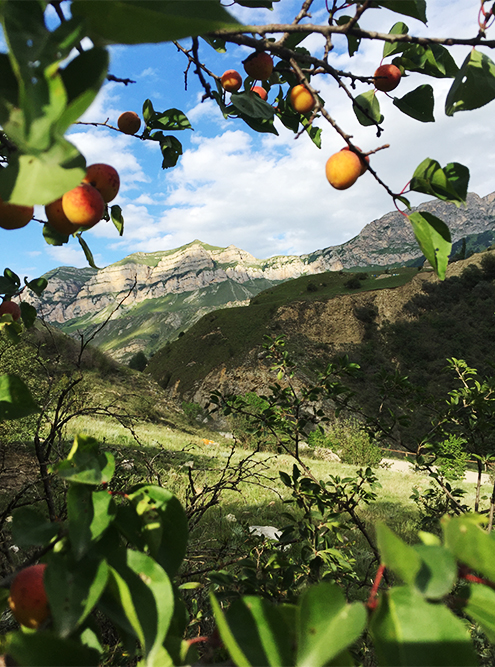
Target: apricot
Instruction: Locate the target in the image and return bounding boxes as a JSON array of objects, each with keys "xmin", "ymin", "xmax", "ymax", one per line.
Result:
[
  {"xmin": 8, "ymin": 564, "xmax": 50, "ymax": 629},
  {"xmin": 0, "ymin": 299, "xmax": 21, "ymax": 322},
  {"xmin": 62, "ymin": 183, "xmax": 105, "ymax": 228},
  {"xmin": 341, "ymin": 146, "xmax": 369, "ymax": 176},
  {"xmin": 325, "ymin": 150, "xmax": 362, "ymax": 190},
  {"xmin": 251, "ymin": 86, "xmax": 268, "ymax": 101},
  {"xmin": 118, "ymin": 111, "xmax": 141, "ymax": 135},
  {"xmin": 373, "ymin": 64, "xmax": 401, "ymax": 92},
  {"xmin": 221, "ymin": 69, "xmax": 242, "ymax": 93},
  {"xmin": 83, "ymin": 163, "xmax": 120, "ymax": 203},
  {"xmin": 45, "ymin": 197, "xmax": 80, "ymax": 235},
  {"xmin": 289, "ymin": 84, "xmax": 315, "ymax": 114},
  {"xmin": 0, "ymin": 197, "xmax": 34, "ymax": 230},
  {"xmin": 243, "ymin": 51, "xmax": 273, "ymax": 80}
]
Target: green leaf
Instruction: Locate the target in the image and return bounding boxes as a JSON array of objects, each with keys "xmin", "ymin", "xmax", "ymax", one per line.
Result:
[
  {"xmin": 412, "ymin": 544, "xmax": 457, "ymax": 599},
  {"xmin": 296, "ymin": 582, "xmax": 366, "ymax": 667},
  {"xmin": 336, "ymin": 16, "xmax": 361, "ymax": 56},
  {"xmin": 25, "ymin": 276, "xmax": 48, "ymax": 296},
  {"xmin": 375, "ymin": 522, "xmax": 422, "ymax": 585},
  {"xmin": 230, "ymin": 91, "xmax": 275, "ymax": 120},
  {"xmin": 45, "ymin": 552, "xmax": 109, "ymax": 638},
  {"xmin": 442, "ymin": 514, "xmax": 495, "ymax": 582},
  {"xmin": 68, "ymin": 484, "xmax": 117, "ymax": 559},
  {"xmin": 0, "ymin": 373, "xmax": 39, "ymax": 420},
  {"xmin": 20, "ymin": 301, "xmax": 37, "ymax": 329},
  {"xmin": 43, "ymin": 223, "xmax": 70, "ymax": 247},
  {"xmin": 210, "ymin": 592, "xmax": 252, "ymax": 667},
  {"xmin": 11, "ymin": 507, "xmax": 60, "ymax": 548},
  {"xmin": 58, "ymin": 47, "xmax": 109, "ymax": 131},
  {"xmin": 446, "ymin": 49, "xmax": 495, "ymax": 116},
  {"xmin": 71, "ymin": 1, "xmax": 241, "ymax": 44},
  {"xmin": 383, "ymin": 22, "xmax": 409, "ymax": 58},
  {"xmin": 0, "ymin": 268, "xmax": 20, "ymax": 296},
  {"xmin": 393, "ymin": 84, "xmax": 434, "ymax": 122},
  {"xmin": 462, "ymin": 583, "xmax": 495, "ymax": 643},
  {"xmin": 0, "ymin": 141, "xmax": 86, "ymax": 207},
  {"xmin": 300, "ymin": 116, "xmax": 322, "ymax": 148},
  {"xmin": 408, "ymin": 211, "xmax": 451, "ymax": 280},
  {"xmin": 370, "ymin": 0, "xmax": 427, "ymax": 23},
  {"xmin": 160, "ymin": 135, "xmax": 183, "ymax": 169},
  {"xmin": 104, "ymin": 549, "xmax": 174, "ymax": 666},
  {"xmin": 410, "ymin": 157, "xmax": 468, "ymax": 205},
  {"xmin": 370, "ymin": 586, "xmax": 477, "ymax": 666},
  {"xmin": 110, "ymin": 205, "xmax": 124, "ymax": 236},
  {"xmin": 127, "ymin": 485, "xmax": 188, "ymax": 578},
  {"xmin": 77, "ymin": 234, "xmax": 101, "ymax": 270},
  {"xmin": 52, "ymin": 434, "xmax": 115, "ymax": 486},
  {"xmin": 353, "ymin": 90, "xmax": 383, "ymax": 126},
  {"xmin": 222, "ymin": 596, "xmax": 294, "ymax": 667},
  {"xmin": 7, "ymin": 631, "xmax": 100, "ymax": 667},
  {"xmin": 147, "ymin": 108, "xmax": 192, "ymax": 132}
]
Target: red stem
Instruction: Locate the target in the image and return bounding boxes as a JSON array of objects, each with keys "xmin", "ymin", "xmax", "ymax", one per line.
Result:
[{"xmin": 367, "ymin": 563, "xmax": 386, "ymax": 610}]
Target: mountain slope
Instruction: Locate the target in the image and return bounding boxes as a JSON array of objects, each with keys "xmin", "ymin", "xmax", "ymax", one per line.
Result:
[{"xmin": 29, "ymin": 192, "xmax": 495, "ymax": 362}]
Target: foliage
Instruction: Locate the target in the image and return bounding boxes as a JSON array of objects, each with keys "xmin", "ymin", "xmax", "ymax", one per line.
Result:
[
  {"xmin": 181, "ymin": 400, "xmax": 205, "ymax": 425},
  {"xmin": 436, "ymin": 434, "xmax": 470, "ymax": 481},
  {"xmin": 308, "ymin": 418, "xmax": 383, "ymax": 468},
  {"xmin": 128, "ymin": 351, "xmax": 148, "ymax": 372}
]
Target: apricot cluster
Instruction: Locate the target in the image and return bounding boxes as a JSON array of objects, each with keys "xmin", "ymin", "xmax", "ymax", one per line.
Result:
[
  {"xmin": 220, "ymin": 50, "xmax": 274, "ymax": 100},
  {"xmin": 45, "ymin": 163, "xmax": 120, "ymax": 234}
]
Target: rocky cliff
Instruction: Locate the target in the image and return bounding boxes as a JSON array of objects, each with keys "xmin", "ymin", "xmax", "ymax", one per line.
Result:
[{"xmin": 29, "ymin": 192, "xmax": 495, "ymax": 361}]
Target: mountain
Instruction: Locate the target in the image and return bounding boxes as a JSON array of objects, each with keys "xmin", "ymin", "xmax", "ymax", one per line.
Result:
[
  {"xmin": 146, "ymin": 249, "xmax": 495, "ymax": 442},
  {"xmin": 28, "ymin": 192, "xmax": 495, "ymax": 362}
]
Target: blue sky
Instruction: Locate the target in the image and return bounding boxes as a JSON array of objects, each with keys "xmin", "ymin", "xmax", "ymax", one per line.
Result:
[{"xmin": 2, "ymin": 0, "xmax": 495, "ymax": 280}]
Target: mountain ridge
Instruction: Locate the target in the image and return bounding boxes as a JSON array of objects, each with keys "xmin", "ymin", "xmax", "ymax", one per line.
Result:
[{"xmin": 28, "ymin": 191, "xmax": 495, "ymax": 361}]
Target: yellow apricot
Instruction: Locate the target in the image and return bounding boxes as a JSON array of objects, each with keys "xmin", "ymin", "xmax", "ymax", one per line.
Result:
[
  {"xmin": 325, "ymin": 150, "xmax": 362, "ymax": 190},
  {"xmin": 289, "ymin": 84, "xmax": 315, "ymax": 114}
]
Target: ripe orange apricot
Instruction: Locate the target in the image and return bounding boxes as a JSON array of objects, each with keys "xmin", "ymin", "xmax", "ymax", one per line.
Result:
[
  {"xmin": 373, "ymin": 64, "xmax": 401, "ymax": 92},
  {"xmin": 45, "ymin": 197, "xmax": 80, "ymax": 235},
  {"xmin": 325, "ymin": 150, "xmax": 362, "ymax": 190},
  {"xmin": 0, "ymin": 299, "xmax": 21, "ymax": 322},
  {"xmin": 62, "ymin": 183, "xmax": 105, "ymax": 228},
  {"xmin": 251, "ymin": 86, "xmax": 268, "ymax": 101},
  {"xmin": 221, "ymin": 69, "xmax": 242, "ymax": 93},
  {"xmin": 243, "ymin": 51, "xmax": 273, "ymax": 80},
  {"xmin": 83, "ymin": 163, "xmax": 120, "ymax": 203},
  {"xmin": 117, "ymin": 111, "xmax": 141, "ymax": 135},
  {"xmin": 289, "ymin": 84, "xmax": 315, "ymax": 114},
  {"xmin": 8, "ymin": 564, "xmax": 49, "ymax": 629},
  {"xmin": 341, "ymin": 146, "xmax": 369, "ymax": 176},
  {"xmin": 0, "ymin": 197, "xmax": 34, "ymax": 230}
]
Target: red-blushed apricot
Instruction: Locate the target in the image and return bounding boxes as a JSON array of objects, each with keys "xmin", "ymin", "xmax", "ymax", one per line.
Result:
[
  {"xmin": 373, "ymin": 64, "xmax": 401, "ymax": 92},
  {"xmin": 8, "ymin": 564, "xmax": 49, "ymax": 629},
  {"xmin": 0, "ymin": 197, "xmax": 34, "ymax": 230},
  {"xmin": 325, "ymin": 150, "xmax": 362, "ymax": 190},
  {"xmin": 341, "ymin": 145, "xmax": 370, "ymax": 176},
  {"xmin": 251, "ymin": 86, "xmax": 268, "ymax": 101},
  {"xmin": 243, "ymin": 51, "xmax": 273, "ymax": 80},
  {"xmin": 289, "ymin": 84, "xmax": 315, "ymax": 114},
  {"xmin": 45, "ymin": 197, "xmax": 80, "ymax": 235},
  {"xmin": 117, "ymin": 111, "xmax": 141, "ymax": 135},
  {"xmin": 0, "ymin": 299, "xmax": 21, "ymax": 322},
  {"xmin": 221, "ymin": 69, "xmax": 242, "ymax": 93},
  {"xmin": 83, "ymin": 163, "xmax": 120, "ymax": 203},
  {"xmin": 62, "ymin": 183, "xmax": 105, "ymax": 228}
]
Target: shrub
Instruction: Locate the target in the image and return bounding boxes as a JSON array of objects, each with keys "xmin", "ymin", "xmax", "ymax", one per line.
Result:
[
  {"xmin": 436, "ymin": 434, "xmax": 469, "ymax": 481},
  {"xmin": 182, "ymin": 400, "xmax": 205, "ymax": 424},
  {"xmin": 344, "ymin": 276, "xmax": 361, "ymax": 289},
  {"xmin": 308, "ymin": 418, "xmax": 382, "ymax": 467},
  {"xmin": 128, "ymin": 350, "xmax": 148, "ymax": 371}
]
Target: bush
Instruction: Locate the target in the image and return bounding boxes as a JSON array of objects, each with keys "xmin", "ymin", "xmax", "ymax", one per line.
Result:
[
  {"xmin": 182, "ymin": 400, "xmax": 205, "ymax": 424},
  {"xmin": 128, "ymin": 351, "xmax": 148, "ymax": 371},
  {"xmin": 481, "ymin": 252, "xmax": 495, "ymax": 280},
  {"xmin": 436, "ymin": 434, "xmax": 469, "ymax": 481},
  {"xmin": 308, "ymin": 418, "xmax": 382, "ymax": 467},
  {"xmin": 344, "ymin": 276, "xmax": 361, "ymax": 289}
]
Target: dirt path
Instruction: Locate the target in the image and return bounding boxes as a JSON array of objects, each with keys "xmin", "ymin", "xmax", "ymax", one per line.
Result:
[{"xmin": 382, "ymin": 458, "xmax": 491, "ymax": 485}]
